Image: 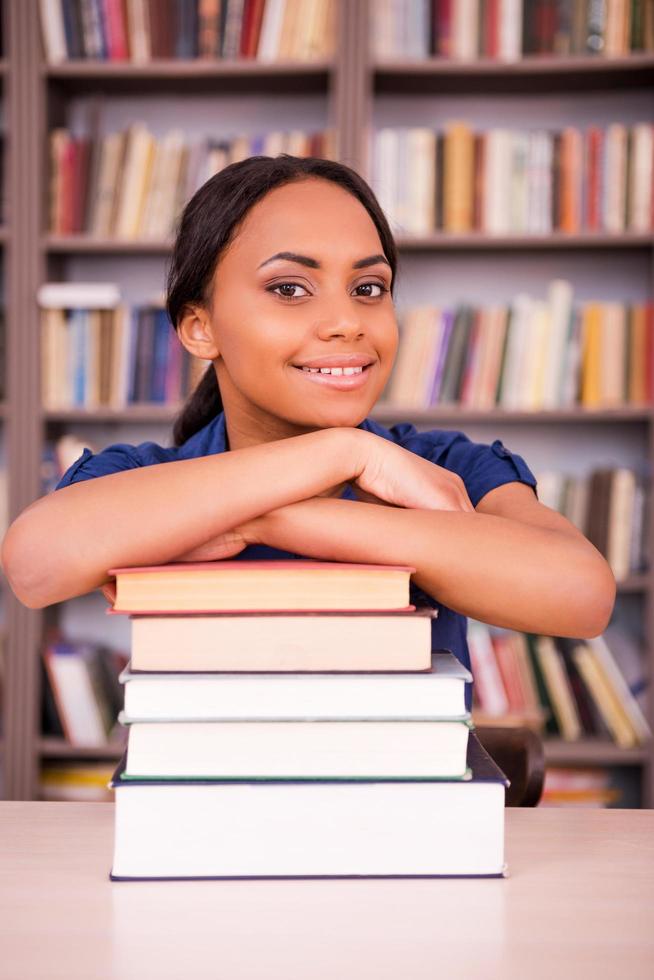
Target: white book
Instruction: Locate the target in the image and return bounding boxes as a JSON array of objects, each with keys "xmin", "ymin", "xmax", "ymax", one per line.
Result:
[
  {"xmin": 119, "ymin": 651, "xmax": 472, "ymax": 723},
  {"xmin": 542, "ymin": 279, "xmax": 573, "ymax": 409},
  {"xmin": 123, "ymin": 719, "xmax": 472, "ymax": 779},
  {"xmin": 39, "ymin": 0, "xmax": 68, "ymax": 63},
  {"xmin": 257, "ymin": 0, "xmax": 286, "ymax": 61},
  {"xmin": 37, "ymin": 282, "xmax": 121, "ymax": 310},
  {"xmin": 628, "ymin": 123, "xmax": 654, "ymax": 232},
  {"xmin": 110, "ymin": 733, "xmax": 507, "ymax": 880},
  {"xmin": 406, "ymin": 128, "xmax": 436, "ymax": 235},
  {"xmin": 498, "ymin": 0, "xmax": 522, "ymax": 61},
  {"xmin": 604, "ymin": 124, "xmax": 627, "ymax": 233}
]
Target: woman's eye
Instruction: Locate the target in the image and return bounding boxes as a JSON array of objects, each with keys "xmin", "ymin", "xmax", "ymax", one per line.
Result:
[
  {"xmin": 355, "ymin": 282, "xmax": 387, "ymax": 298},
  {"xmin": 270, "ymin": 282, "xmax": 310, "ymax": 300}
]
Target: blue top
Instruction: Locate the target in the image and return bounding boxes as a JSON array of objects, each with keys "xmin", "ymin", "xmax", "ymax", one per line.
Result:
[{"xmin": 55, "ymin": 413, "xmax": 538, "ymax": 710}]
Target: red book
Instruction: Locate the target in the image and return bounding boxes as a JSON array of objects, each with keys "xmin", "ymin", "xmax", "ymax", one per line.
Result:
[
  {"xmin": 103, "ymin": 0, "xmax": 129, "ymax": 59},
  {"xmin": 586, "ymin": 127, "xmax": 602, "ymax": 231},
  {"xmin": 107, "ymin": 560, "xmax": 417, "ymax": 614},
  {"xmin": 240, "ymin": 0, "xmax": 266, "ymax": 57},
  {"xmin": 645, "ymin": 302, "xmax": 654, "ymax": 402},
  {"xmin": 434, "ymin": 0, "xmax": 453, "ymax": 57}
]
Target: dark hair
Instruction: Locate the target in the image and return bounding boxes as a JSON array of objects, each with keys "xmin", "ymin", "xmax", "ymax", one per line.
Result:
[{"xmin": 166, "ymin": 154, "xmax": 399, "ymax": 447}]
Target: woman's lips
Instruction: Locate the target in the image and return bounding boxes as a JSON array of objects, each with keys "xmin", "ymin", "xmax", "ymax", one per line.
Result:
[{"xmin": 293, "ymin": 363, "xmax": 374, "ymax": 391}]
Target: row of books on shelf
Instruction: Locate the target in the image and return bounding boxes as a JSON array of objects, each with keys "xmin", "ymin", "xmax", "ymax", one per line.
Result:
[
  {"xmin": 39, "ymin": 283, "xmax": 210, "ymax": 409},
  {"xmin": 49, "ymin": 124, "xmax": 334, "ymax": 239},
  {"xmin": 39, "ymin": 0, "xmax": 335, "ymax": 64},
  {"xmin": 37, "ymin": 281, "xmax": 654, "ymax": 413},
  {"xmin": 536, "ymin": 466, "xmax": 649, "ymax": 583},
  {"xmin": 468, "ymin": 618, "xmax": 650, "ymax": 747},
  {"xmin": 374, "ymin": 0, "xmax": 654, "ymax": 61},
  {"xmin": 372, "ymin": 123, "xmax": 654, "ymax": 236},
  {"xmin": 386, "ymin": 284, "xmax": 654, "ymax": 411}
]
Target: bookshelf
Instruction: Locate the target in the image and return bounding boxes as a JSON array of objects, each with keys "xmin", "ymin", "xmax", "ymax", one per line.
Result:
[{"xmin": 1, "ymin": 0, "xmax": 653, "ymax": 805}]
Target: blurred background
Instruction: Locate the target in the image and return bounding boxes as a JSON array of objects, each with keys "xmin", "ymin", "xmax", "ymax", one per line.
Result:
[{"xmin": 0, "ymin": 0, "xmax": 652, "ymax": 806}]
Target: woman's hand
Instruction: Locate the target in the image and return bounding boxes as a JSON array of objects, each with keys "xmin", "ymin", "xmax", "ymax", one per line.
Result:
[
  {"xmin": 170, "ymin": 515, "xmax": 265, "ymax": 562},
  {"xmin": 351, "ymin": 430, "xmax": 474, "ymax": 513}
]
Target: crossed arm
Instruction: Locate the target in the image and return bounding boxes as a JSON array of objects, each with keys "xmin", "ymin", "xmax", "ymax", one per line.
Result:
[{"xmin": 240, "ymin": 484, "xmax": 616, "ymax": 639}]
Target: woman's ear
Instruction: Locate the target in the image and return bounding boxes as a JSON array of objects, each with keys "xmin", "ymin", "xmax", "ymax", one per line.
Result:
[{"xmin": 176, "ymin": 304, "xmax": 221, "ymax": 361}]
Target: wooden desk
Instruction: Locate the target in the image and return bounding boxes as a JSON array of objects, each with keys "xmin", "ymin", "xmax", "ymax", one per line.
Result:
[{"xmin": 0, "ymin": 804, "xmax": 652, "ymax": 980}]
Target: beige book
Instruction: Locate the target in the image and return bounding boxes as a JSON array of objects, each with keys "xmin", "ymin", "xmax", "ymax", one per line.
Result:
[
  {"xmin": 534, "ymin": 636, "xmax": 582, "ymax": 741},
  {"xmin": 130, "ymin": 609, "xmax": 435, "ymax": 672},
  {"xmin": 600, "ymin": 302, "xmax": 627, "ymax": 405},
  {"xmin": 113, "ymin": 124, "xmax": 156, "ymax": 239},
  {"xmin": 109, "ymin": 305, "xmax": 129, "ymax": 409},
  {"xmin": 604, "ymin": 124, "xmax": 627, "ymax": 233},
  {"xmin": 628, "ymin": 124, "xmax": 654, "ymax": 231},
  {"xmin": 478, "ymin": 307, "xmax": 508, "ymax": 408},
  {"xmin": 90, "ymin": 131, "xmax": 127, "ymax": 237},
  {"xmin": 41, "ymin": 309, "xmax": 67, "ymax": 409},
  {"xmin": 388, "ymin": 309, "xmax": 429, "ymax": 406},
  {"xmin": 607, "ymin": 468, "xmax": 636, "ymax": 581},
  {"xmin": 125, "ymin": 0, "xmax": 151, "ymax": 62},
  {"xmin": 85, "ymin": 311, "xmax": 102, "ymax": 410},
  {"xmin": 407, "ymin": 128, "xmax": 436, "ymax": 235},
  {"xmin": 524, "ymin": 300, "xmax": 550, "ymax": 409},
  {"xmin": 109, "ymin": 560, "xmax": 414, "ymax": 614},
  {"xmin": 572, "ymin": 644, "xmax": 636, "ymax": 748},
  {"xmin": 444, "ymin": 122, "xmax": 475, "ymax": 232}
]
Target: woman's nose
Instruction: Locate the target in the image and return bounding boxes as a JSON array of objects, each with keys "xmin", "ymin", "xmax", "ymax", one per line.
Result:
[{"xmin": 314, "ymin": 301, "xmax": 365, "ymax": 341}]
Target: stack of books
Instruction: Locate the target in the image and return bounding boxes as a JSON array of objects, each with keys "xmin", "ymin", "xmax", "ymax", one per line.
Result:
[{"xmin": 107, "ymin": 559, "xmax": 509, "ymax": 879}]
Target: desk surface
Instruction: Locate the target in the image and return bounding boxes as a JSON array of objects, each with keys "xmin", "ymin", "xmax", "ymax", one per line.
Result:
[{"xmin": 0, "ymin": 803, "xmax": 652, "ymax": 980}]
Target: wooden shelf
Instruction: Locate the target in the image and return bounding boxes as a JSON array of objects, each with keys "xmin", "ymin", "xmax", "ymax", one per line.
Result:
[
  {"xmin": 44, "ymin": 404, "xmax": 181, "ymax": 424},
  {"xmin": 44, "ymin": 235, "xmax": 173, "ymax": 254},
  {"xmin": 375, "ymin": 53, "xmax": 654, "ymax": 94},
  {"xmin": 371, "ymin": 405, "xmax": 654, "ymax": 425},
  {"xmin": 43, "ymin": 232, "xmax": 654, "ymax": 254},
  {"xmin": 35, "ymin": 737, "xmax": 650, "ymax": 768},
  {"xmin": 395, "ymin": 232, "xmax": 654, "ymax": 251},
  {"xmin": 42, "ymin": 405, "xmax": 654, "ymax": 426},
  {"xmin": 616, "ymin": 575, "xmax": 652, "ymax": 593},
  {"xmin": 43, "ymin": 58, "xmax": 332, "ymax": 94},
  {"xmin": 38, "ymin": 739, "xmax": 125, "ymax": 761},
  {"xmin": 544, "ymin": 739, "xmax": 651, "ymax": 766}
]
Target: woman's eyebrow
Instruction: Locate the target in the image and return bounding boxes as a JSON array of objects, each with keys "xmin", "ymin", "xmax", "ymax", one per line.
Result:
[{"xmin": 257, "ymin": 251, "xmax": 390, "ymax": 270}]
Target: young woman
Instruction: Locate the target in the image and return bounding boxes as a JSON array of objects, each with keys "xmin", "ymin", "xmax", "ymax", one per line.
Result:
[{"xmin": 1, "ymin": 155, "xmax": 615, "ymax": 708}]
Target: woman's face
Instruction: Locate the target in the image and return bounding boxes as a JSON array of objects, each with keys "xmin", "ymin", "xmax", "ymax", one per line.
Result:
[{"xmin": 205, "ymin": 177, "xmax": 398, "ymax": 444}]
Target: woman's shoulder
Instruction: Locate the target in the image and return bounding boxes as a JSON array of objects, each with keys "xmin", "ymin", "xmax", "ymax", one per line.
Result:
[
  {"xmin": 54, "ymin": 413, "xmax": 227, "ymax": 491},
  {"xmin": 359, "ymin": 416, "xmax": 538, "ymax": 507}
]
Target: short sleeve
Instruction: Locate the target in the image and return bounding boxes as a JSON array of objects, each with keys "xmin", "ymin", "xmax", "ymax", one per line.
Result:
[
  {"xmin": 54, "ymin": 443, "xmax": 144, "ymax": 490},
  {"xmin": 395, "ymin": 426, "xmax": 538, "ymax": 508}
]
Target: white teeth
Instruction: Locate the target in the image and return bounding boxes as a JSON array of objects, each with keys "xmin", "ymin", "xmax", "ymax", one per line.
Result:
[{"xmin": 301, "ymin": 365, "xmax": 365, "ymax": 375}]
